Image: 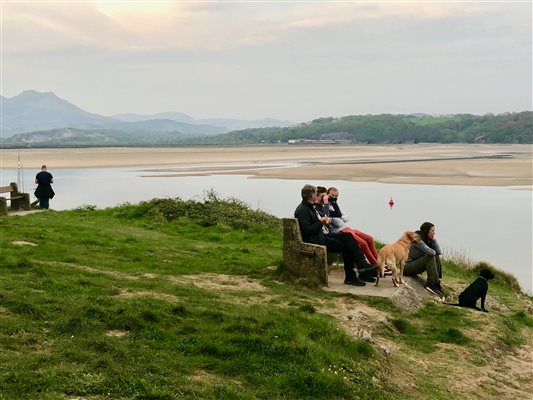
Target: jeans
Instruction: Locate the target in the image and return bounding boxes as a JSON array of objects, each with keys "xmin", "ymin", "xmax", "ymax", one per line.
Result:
[{"xmin": 39, "ymin": 197, "xmax": 50, "ymax": 209}]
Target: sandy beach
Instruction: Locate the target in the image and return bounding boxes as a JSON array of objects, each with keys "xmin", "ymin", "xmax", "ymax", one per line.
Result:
[{"xmin": 1, "ymin": 144, "xmax": 531, "ymax": 187}]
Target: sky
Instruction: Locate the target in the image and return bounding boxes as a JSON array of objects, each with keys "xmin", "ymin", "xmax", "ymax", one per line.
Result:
[{"xmin": 1, "ymin": 1, "xmax": 532, "ymax": 122}]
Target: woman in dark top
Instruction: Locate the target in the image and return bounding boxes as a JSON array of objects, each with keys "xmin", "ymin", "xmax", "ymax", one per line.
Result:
[{"xmin": 404, "ymin": 222, "xmax": 444, "ymax": 297}]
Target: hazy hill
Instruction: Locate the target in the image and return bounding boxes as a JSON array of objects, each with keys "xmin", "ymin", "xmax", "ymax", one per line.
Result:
[
  {"xmin": 2, "ymin": 90, "xmax": 115, "ymax": 137},
  {"xmin": 2, "ymin": 127, "xmax": 206, "ymax": 147},
  {"xmin": 112, "ymin": 112, "xmax": 293, "ymax": 130},
  {"xmin": 2, "ymin": 90, "xmax": 289, "ymax": 138},
  {"xmin": 112, "ymin": 112, "xmax": 196, "ymax": 124}
]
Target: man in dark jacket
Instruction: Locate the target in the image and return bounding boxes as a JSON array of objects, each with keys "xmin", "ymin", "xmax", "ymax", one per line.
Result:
[
  {"xmin": 35, "ymin": 165, "xmax": 55, "ymax": 209},
  {"xmin": 294, "ymin": 184, "xmax": 375, "ymax": 286}
]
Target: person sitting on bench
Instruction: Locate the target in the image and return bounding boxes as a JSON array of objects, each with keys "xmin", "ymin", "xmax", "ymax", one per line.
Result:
[{"xmin": 294, "ymin": 184, "xmax": 376, "ymax": 286}]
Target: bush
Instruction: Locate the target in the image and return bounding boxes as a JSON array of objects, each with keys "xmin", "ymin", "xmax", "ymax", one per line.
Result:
[{"xmin": 112, "ymin": 191, "xmax": 279, "ymax": 231}]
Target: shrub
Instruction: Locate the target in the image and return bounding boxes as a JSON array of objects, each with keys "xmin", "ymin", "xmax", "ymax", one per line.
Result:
[{"xmin": 112, "ymin": 191, "xmax": 279, "ymax": 231}]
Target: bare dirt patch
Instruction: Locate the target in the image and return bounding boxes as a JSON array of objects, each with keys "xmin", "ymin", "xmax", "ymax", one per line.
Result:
[
  {"xmin": 190, "ymin": 370, "xmax": 218, "ymax": 383},
  {"xmin": 33, "ymin": 260, "xmax": 139, "ymax": 281},
  {"xmin": 104, "ymin": 330, "xmax": 128, "ymax": 337},
  {"xmin": 450, "ymin": 345, "xmax": 533, "ymax": 399},
  {"xmin": 168, "ymin": 273, "xmax": 266, "ymax": 292},
  {"xmin": 317, "ymin": 297, "xmax": 390, "ymax": 341},
  {"xmin": 116, "ymin": 289, "xmax": 181, "ymax": 303}
]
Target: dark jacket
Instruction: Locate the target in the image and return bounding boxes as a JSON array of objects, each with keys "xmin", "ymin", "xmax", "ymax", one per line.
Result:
[
  {"xmin": 35, "ymin": 171, "xmax": 55, "ymax": 199},
  {"xmin": 294, "ymin": 201, "xmax": 326, "ymax": 245},
  {"xmin": 406, "ymin": 230, "xmax": 442, "ymax": 263}
]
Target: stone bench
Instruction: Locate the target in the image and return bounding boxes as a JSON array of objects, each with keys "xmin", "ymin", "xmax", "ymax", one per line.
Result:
[
  {"xmin": 283, "ymin": 218, "xmax": 340, "ymax": 286},
  {"xmin": 0, "ymin": 182, "xmax": 31, "ymax": 216}
]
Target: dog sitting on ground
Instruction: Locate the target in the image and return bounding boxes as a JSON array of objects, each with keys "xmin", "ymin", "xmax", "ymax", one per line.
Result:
[
  {"xmin": 449, "ymin": 268, "xmax": 495, "ymax": 312},
  {"xmin": 375, "ymin": 231, "xmax": 421, "ymax": 287}
]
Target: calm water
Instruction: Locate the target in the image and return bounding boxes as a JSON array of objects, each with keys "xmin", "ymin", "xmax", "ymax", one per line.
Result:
[{"xmin": 2, "ymin": 166, "xmax": 532, "ymax": 293}]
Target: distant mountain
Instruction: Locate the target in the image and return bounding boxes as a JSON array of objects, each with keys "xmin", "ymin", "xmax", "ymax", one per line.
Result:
[
  {"xmin": 112, "ymin": 112, "xmax": 293, "ymax": 130},
  {"xmin": 1, "ymin": 90, "xmax": 289, "ymax": 138},
  {"xmin": 3, "ymin": 127, "xmax": 193, "ymax": 147},
  {"xmin": 2, "ymin": 90, "xmax": 115, "ymax": 137},
  {"xmin": 0, "ymin": 91, "xmax": 229, "ymax": 137},
  {"xmin": 197, "ymin": 118, "xmax": 293, "ymax": 130},
  {"xmin": 106, "ymin": 119, "xmax": 227, "ymax": 135},
  {"xmin": 112, "ymin": 112, "xmax": 196, "ymax": 124}
]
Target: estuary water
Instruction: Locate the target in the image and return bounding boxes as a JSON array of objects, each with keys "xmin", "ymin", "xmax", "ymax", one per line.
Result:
[{"xmin": 2, "ymin": 166, "xmax": 531, "ymax": 293}]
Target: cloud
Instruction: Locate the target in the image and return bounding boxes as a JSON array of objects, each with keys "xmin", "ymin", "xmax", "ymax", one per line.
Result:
[
  {"xmin": 2, "ymin": 2, "xmax": 530, "ymax": 119},
  {"xmin": 3, "ymin": 1, "xmax": 510, "ymax": 54}
]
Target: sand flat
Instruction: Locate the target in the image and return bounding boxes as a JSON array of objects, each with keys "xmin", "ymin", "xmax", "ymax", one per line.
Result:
[{"xmin": 1, "ymin": 144, "xmax": 531, "ymax": 187}]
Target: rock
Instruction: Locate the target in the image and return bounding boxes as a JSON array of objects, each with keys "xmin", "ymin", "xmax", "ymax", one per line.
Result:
[
  {"xmin": 377, "ymin": 316, "xmax": 388, "ymax": 323},
  {"xmin": 390, "ymin": 279, "xmax": 427, "ymax": 312},
  {"xmin": 361, "ymin": 329, "xmax": 373, "ymax": 342},
  {"xmin": 348, "ymin": 311, "xmax": 364, "ymax": 321},
  {"xmin": 378, "ymin": 345, "xmax": 391, "ymax": 356}
]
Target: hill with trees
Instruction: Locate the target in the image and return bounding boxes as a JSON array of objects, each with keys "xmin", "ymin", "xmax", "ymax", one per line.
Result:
[{"xmin": 192, "ymin": 112, "xmax": 532, "ymax": 145}]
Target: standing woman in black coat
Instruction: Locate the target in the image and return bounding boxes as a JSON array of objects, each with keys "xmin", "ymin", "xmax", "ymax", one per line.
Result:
[{"xmin": 34, "ymin": 165, "xmax": 55, "ymax": 209}]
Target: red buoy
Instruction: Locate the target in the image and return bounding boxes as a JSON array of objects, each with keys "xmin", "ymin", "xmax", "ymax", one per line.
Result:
[{"xmin": 388, "ymin": 197, "xmax": 395, "ymax": 209}]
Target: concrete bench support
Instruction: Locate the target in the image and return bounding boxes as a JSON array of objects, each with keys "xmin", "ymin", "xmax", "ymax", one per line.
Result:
[
  {"xmin": 0, "ymin": 182, "xmax": 31, "ymax": 216},
  {"xmin": 282, "ymin": 218, "xmax": 329, "ymax": 285}
]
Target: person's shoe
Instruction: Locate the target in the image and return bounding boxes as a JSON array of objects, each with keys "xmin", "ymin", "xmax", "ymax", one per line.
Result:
[
  {"xmin": 384, "ymin": 268, "xmax": 393, "ymax": 276},
  {"xmin": 357, "ymin": 263, "xmax": 377, "ymax": 273},
  {"xmin": 344, "ymin": 278, "xmax": 366, "ymax": 287},
  {"xmin": 425, "ymin": 283, "xmax": 442, "ymax": 297},
  {"xmin": 359, "ymin": 274, "xmax": 376, "ymax": 283}
]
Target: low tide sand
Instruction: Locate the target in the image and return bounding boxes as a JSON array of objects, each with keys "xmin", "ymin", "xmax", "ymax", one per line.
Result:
[{"xmin": 1, "ymin": 144, "xmax": 531, "ymax": 187}]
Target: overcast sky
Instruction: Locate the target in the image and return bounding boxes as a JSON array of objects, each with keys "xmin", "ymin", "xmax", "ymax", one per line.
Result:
[{"xmin": 1, "ymin": 1, "xmax": 531, "ymax": 122}]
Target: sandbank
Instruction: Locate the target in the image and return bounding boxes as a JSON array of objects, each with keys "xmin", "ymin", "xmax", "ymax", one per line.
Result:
[{"xmin": 1, "ymin": 144, "xmax": 531, "ymax": 187}]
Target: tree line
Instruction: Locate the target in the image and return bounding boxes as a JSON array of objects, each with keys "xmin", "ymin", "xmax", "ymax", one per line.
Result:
[{"xmin": 185, "ymin": 112, "xmax": 532, "ymax": 145}]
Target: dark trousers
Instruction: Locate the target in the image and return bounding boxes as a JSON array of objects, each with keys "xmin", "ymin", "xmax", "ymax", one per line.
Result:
[
  {"xmin": 325, "ymin": 232, "xmax": 373, "ymax": 281},
  {"xmin": 404, "ymin": 255, "xmax": 442, "ymax": 285},
  {"xmin": 39, "ymin": 197, "xmax": 50, "ymax": 209}
]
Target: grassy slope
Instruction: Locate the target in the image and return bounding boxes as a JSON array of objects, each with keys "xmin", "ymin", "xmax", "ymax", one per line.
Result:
[{"xmin": 0, "ymin": 200, "xmax": 531, "ymax": 400}]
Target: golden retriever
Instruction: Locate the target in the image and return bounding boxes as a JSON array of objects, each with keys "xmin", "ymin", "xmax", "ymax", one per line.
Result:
[{"xmin": 375, "ymin": 231, "xmax": 421, "ymax": 287}]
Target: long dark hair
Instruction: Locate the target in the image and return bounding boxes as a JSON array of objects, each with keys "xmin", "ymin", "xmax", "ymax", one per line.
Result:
[{"xmin": 418, "ymin": 222, "xmax": 435, "ymax": 245}]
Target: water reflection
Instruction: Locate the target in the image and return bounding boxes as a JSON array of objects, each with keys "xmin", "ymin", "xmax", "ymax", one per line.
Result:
[{"xmin": 2, "ymin": 166, "xmax": 531, "ymax": 293}]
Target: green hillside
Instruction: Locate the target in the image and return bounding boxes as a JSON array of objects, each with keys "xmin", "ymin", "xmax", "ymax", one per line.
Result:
[
  {"xmin": 1, "ymin": 196, "xmax": 531, "ymax": 399},
  {"xmin": 3, "ymin": 112, "xmax": 531, "ymax": 148},
  {"xmin": 191, "ymin": 112, "xmax": 533, "ymax": 145}
]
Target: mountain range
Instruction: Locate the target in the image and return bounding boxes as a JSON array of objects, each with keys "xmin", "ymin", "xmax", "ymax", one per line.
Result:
[{"xmin": 1, "ymin": 90, "xmax": 293, "ymax": 138}]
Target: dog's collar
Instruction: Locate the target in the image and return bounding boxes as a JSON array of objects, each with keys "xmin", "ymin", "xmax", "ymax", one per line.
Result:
[{"xmin": 479, "ymin": 276, "xmax": 488, "ymax": 282}]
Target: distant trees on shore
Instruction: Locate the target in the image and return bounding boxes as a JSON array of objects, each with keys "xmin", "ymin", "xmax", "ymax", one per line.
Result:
[
  {"xmin": 3, "ymin": 112, "xmax": 531, "ymax": 147},
  {"xmin": 194, "ymin": 111, "xmax": 532, "ymax": 145}
]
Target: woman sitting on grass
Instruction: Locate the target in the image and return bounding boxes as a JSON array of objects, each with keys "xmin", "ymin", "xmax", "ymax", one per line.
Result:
[{"xmin": 403, "ymin": 222, "xmax": 444, "ymax": 297}]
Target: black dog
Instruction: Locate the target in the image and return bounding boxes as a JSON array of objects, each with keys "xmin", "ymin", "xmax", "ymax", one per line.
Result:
[{"xmin": 449, "ymin": 268, "xmax": 495, "ymax": 312}]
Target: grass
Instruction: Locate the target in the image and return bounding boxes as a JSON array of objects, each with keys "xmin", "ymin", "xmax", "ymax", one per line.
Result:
[{"xmin": 0, "ymin": 196, "xmax": 531, "ymax": 399}]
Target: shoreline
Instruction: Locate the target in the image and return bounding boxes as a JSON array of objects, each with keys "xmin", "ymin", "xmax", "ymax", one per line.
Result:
[{"xmin": 1, "ymin": 144, "xmax": 531, "ymax": 187}]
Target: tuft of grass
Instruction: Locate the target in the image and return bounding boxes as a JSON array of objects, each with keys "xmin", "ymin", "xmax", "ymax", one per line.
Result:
[
  {"xmin": 391, "ymin": 318, "xmax": 418, "ymax": 335},
  {"xmin": 433, "ymin": 328, "xmax": 470, "ymax": 345}
]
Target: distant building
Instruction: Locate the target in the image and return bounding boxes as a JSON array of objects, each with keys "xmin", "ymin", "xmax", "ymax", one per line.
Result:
[{"xmin": 287, "ymin": 139, "xmax": 341, "ymax": 145}]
